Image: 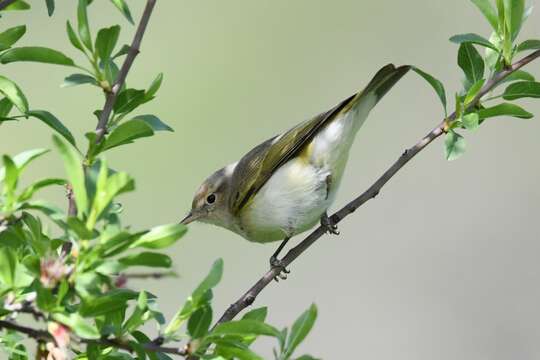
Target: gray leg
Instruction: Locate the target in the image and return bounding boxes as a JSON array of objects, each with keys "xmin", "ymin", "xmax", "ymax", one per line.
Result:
[
  {"xmin": 320, "ymin": 211, "xmax": 339, "ymax": 235},
  {"xmin": 269, "ymin": 237, "xmax": 291, "ymax": 281}
]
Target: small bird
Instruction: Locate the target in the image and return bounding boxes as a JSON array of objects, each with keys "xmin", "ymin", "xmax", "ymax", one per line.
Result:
[{"xmin": 181, "ymin": 64, "xmax": 409, "ymax": 277}]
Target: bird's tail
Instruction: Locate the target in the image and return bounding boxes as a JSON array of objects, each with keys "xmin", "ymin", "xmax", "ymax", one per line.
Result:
[{"xmin": 340, "ymin": 63, "xmax": 410, "ymax": 131}]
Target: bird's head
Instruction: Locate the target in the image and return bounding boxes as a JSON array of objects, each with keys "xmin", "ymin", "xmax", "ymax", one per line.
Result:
[{"xmin": 180, "ymin": 164, "xmax": 236, "ymax": 229}]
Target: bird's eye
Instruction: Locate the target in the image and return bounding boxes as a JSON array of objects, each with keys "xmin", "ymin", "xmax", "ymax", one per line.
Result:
[{"xmin": 206, "ymin": 193, "xmax": 216, "ymax": 204}]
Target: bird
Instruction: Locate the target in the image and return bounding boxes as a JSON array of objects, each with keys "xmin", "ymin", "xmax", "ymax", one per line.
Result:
[{"xmin": 181, "ymin": 64, "xmax": 410, "ymax": 279}]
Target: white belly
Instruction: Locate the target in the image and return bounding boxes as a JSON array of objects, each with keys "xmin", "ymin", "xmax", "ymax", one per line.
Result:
[{"xmin": 239, "ymin": 100, "xmax": 373, "ymax": 243}]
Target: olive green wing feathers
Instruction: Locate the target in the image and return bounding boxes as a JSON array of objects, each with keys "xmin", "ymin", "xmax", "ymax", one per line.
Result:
[{"xmin": 229, "ymin": 64, "xmax": 410, "ymax": 215}]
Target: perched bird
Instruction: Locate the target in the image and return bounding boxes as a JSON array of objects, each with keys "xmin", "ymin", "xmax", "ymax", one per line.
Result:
[{"xmin": 181, "ymin": 64, "xmax": 409, "ymax": 277}]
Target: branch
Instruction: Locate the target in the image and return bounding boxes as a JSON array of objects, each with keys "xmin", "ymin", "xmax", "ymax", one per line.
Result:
[
  {"xmin": 0, "ymin": 0, "xmax": 16, "ymax": 11},
  {"xmin": 0, "ymin": 320, "xmax": 188, "ymax": 357},
  {"xmin": 94, "ymin": 0, "xmax": 157, "ymax": 143},
  {"xmin": 213, "ymin": 49, "xmax": 540, "ymax": 326}
]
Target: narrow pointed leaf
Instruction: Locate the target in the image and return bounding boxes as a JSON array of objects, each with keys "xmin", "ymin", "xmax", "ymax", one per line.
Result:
[
  {"xmin": 412, "ymin": 67, "xmax": 447, "ymax": 115},
  {"xmin": 449, "ymin": 33, "xmax": 498, "ymax": 50},
  {"xmin": 130, "ymin": 223, "xmax": 187, "ymax": 249},
  {"xmin": 66, "ymin": 21, "xmax": 84, "ymax": 52},
  {"xmin": 0, "ymin": 47, "xmax": 75, "ymax": 66},
  {"xmin": 110, "ymin": 0, "xmax": 134, "ymax": 24},
  {"xmin": 102, "ymin": 119, "xmax": 154, "ymax": 150},
  {"xmin": 0, "ymin": 149, "xmax": 49, "ymax": 183},
  {"xmin": 62, "ymin": 73, "xmax": 98, "ymax": 87},
  {"xmin": 0, "ymin": 75, "xmax": 28, "ymax": 113},
  {"xmin": 285, "ymin": 304, "xmax": 318, "ymax": 358},
  {"xmin": 458, "ymin": 43, "xmax": 484, "ymax": 85},
  {"xmin": 131, "ymin": 115, "xmax": 173, "ymax": 132},
  {"xmin": 27, "ymin": 110, "xmax": 76, "ymax": 146},
  {"xmin": 77, "ymin": 0, "xmax": 92, "ymax": 51},
  {"xmin": 516, "ymin": 39, "xmax": 540, "ymax": 52},
  {"xmin": 444, "ymin": 130, "xmax": 466, "ymax": 161},
  {"xmin": 503, "ymin": 81, "xmax": 540, "ymax": 100},
  {"xmin": 45, "ymin": 0, "xmax": 54, "ymax": 16},
  {"xmin": 478, "ymin": 102, "xmax": 533, "ymax": 119},
  {"xmin": 471, "ymin": 0, "xmax": 499, "ymax": 30},
  {"xmin": 0, "ymin": 25, "xmax": 26, "ymax": 51},
  {"xmin": 96, "ymin": 25, "xmax": 120, "ymax": 61},
  {"xmin": 52, "ymin": 135, "xmax": 88, "ymax": 215}
]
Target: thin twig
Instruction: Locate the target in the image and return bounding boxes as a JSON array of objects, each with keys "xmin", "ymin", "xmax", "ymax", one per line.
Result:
[
  {"xmin": 212, "ymin": 49, "xmax": 540, "ymax": 327},
  {"xmin": 94, "ymin": 0, "xmax": 157, "ymax": 143},
  {"xmin": 0, "ymin": 0, "xmax": 16, "ymax": 11},
  {"xmin": 0, "ymin": 319, "xmax": 188, "ymax": 356}
]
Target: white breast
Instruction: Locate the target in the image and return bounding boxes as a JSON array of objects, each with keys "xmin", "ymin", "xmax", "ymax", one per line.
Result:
[{"xmin": 239, "ymin": 93, "xmax": 377, "ymax": 243}]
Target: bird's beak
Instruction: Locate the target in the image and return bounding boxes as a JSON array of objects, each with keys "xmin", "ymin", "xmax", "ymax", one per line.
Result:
[{"xmin": 180, "ymin": 211, "xmax": 197, "ymax": 225}]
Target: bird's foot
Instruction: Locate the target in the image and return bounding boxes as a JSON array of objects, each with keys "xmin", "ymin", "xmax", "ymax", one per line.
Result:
[
  {"xmin": 320, "ymin": 212, "xmax": 339, "ymax": 235},
  {"xmin": 270, "ymin": 256, "xmax": 290, "ymax": 282}
]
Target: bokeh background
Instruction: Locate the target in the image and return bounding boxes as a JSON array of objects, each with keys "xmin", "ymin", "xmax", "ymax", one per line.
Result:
[{"xmin": 2, "ymin": 1, "xmax": 540, "ymax": 359}]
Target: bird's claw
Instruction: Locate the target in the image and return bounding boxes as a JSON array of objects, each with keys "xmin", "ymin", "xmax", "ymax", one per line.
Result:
[
  {"xmin": 321, "ymin": 213, "xmax": 340, "ymax": 235},
  {"xmin": 270, "ymin": 256, "xmax": 290, "ymax": 282}
]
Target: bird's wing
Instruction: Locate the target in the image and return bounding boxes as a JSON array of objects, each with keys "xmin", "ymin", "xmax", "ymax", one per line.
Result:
[{"xmin": 229, "ymin": 64, "xmax": 410, "ymax": 215}]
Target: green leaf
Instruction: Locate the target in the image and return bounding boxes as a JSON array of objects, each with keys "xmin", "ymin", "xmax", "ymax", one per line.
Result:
[
  {"xmin": 146, "ymin": 73, "xmax": 163, "ymax": 99},
  {"xmin": 462, "ymin": 112, "xmax": 480, "ymax": 130},
  {"xmin": 67, "ymin": 217, "xmax": 96, "ymax": 239},
  {"xmin": 3, "ymin": 1, "xmax": 30, "ymax": 11},
  {"xmin": 412, "ymin": 67, "xmax": 447, "ymax": 115},
  {"xmin": 0, "ymin": 25, "xmax": 26, "ymax": 51},
  {"xmin": 0, "ymin": 75, "xmax": 28, "ymax": 113},
  {"xmin": 478, "ymin": 102, "xmax": 533, "ymax": 119},
  {"xmin": 0, "ymin": 97, "xmax": 13, "ymax": 117},
  {"xmin": 131, "ymin": 114, "xmax": 173, "ymax": 132},
  {"xmin": 516, "ymin": 39, "xmax": 540, "ymax": 52},
  {"xmin": 122, "ymin": 291, "xmax": 148, "ymax": 333},
  {"xmin": 62, "ymin": 73, "xmax": 98, "ymax": 88},
  {"xmin": 212, "ymin": 340, "xmax": 263, "ymax": 360},
  {"xmin": 27, "ymin": 110, "xmax": 76, "ymax": 146},
  {"xmin": 88, "ymin": 162, "xmax": 134, "ymax": 227},
  {"xmin": 110, "ymin": 0, "xmax": 134, "ymax": 24},
  {"xmin": 2, "ymin": 155, "xmax": 18, "ymax": 195},
  {"xmin": 188, "ymin": 305, "xmax": 213, "ymax": 339},
  {"xmin": 498, "ymin": 70, "xmax": 535, "ymax": 86},
  {"xmin": 211, "ymin": 319, "xmax": 281, "ymax": 338},
  {"xmin": 77, "ymin": 0, "xmax": 93, "ymax": 51},
  {"xmin": 504, "ymin": 0, "xmax": 525, "ymax": 40},
  {"xmin": 66, "ymin": 21, "xmax": 84, "ymax": 52},
  {"xmin": 130, "ymin": 223, "xmax": 187, "ymax": 249},
  {"xmin": 295, "ymin": 355, "xmax": 320, "ymax": 360},
  {"xmin": 164, "ymin": 259, "xmax": 223, "ymax": 335},
  {"xmin": 284, "ymin": 304, "xmax": 318, "ymax": 359},
  {"xmin": 458, "ymin": 43, "xmax": 484, "ymax": 86},
  {"xmin": 52, "ymin": 135, "xmax": 88, "ymax": 216},
  {"xmin": 464, "ymin": 79, "xmax": 485, "ymax": 105},
  {"xmin": 449, "ymin": 33, "xmax": 498, "ymax": 51},
  {"xmin": 0, "ymin": 149, "xmax": 48, "ymax": 183},
  {"xmin": 242, "ymin": 307, "xmax": 268, "ymax": 322},
  {"xmin": 503, "ymin": 81, "xmax": 540, "ymax": 100},
  {"xmin": 0, "ymin": 247, "xmax": 17, "ymax": 287},
  {"xmin": 112, "ymin": 44, "xmax": 131, "ymax": 59},
  {"xmin": 471, "ymin": 0, "xmax": 499, "ymax": 30},
  {"xmin": 113, "ymin": 88, "xmax": 146, "ymax": 114},
  {"xmin": 444, "ymin": 130, "xmax": 466, "ymax": 161},
  {"xmin": 45, "ymin": 0, "xmax": 54, "ymax": 16},
  {"xmin": 53, "ymin": 313, "xmax": 100, "ymax": 339},
  {"xmin": 19, "ymin": 178, "xmax": 65, "ymax": 201},
  {"xmin": 96, "ymin": 25, "xmax": 120, "ymax": 61},
  {"xmin": 79, "ymin": 289, "xmax": 137, "ymax": 317},
  {"xmin": 0, "ymin": 47, "xmax": 75, "ymax": 66},
  {"xmin": 118, "ymin": 252, "xmax": 172, "ymax": 268},
  {"xmin": 102, "ymin": 119, "xmax": 154, "ymax": 150}
]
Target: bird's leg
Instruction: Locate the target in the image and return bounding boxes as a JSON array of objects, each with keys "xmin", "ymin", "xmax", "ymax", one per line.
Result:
[
  {"xmin": 269, "ymin": 237, "xmax": 291, "ymax": 281},
  {"xmin": 320, "ymin": 211, "xmax": 339, "ymax": 235}
]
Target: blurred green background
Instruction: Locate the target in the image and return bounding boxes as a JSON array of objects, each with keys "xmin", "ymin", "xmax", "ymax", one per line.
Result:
[{"xmin": 2, "ymin": 1, "xmax": 540, "ymax": 359}]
